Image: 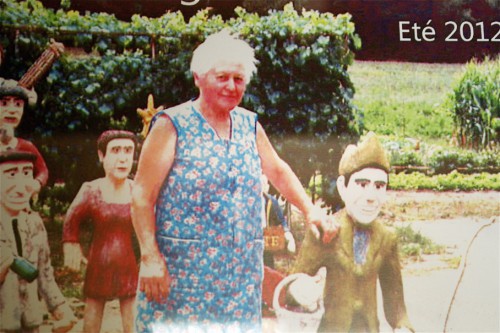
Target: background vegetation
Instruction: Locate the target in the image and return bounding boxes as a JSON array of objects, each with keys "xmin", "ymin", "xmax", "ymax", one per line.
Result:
[
  {"xmin": 349, "ymin": 61, "xmax": 461, "ymax": 140},
  {"xmin": 449, "ymin": 57, "xmax": 500, "ymax": 149},
  {"xmin": 1, "ymin": 0, "xmax": 361, "ymax": 211},
  {"xmin": 1, "ymin": 0, "xmax": 498, "ymax": 276}
]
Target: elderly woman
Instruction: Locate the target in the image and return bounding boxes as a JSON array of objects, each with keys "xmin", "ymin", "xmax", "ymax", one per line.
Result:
[{"xmin": 132, "ymin": 31, "xmax": 335, "ymax": 332}]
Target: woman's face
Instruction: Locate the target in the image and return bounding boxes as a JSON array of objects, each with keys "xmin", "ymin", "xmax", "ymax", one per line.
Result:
[
  {"xmin": 99, "ymin": 138, "xmax": 135, "ymax": 181},
  {"xmin": 195, "ymin": 60, "xmax": 247, "ymax": 114}
]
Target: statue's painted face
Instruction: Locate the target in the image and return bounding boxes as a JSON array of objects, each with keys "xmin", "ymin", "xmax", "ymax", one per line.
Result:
[
  {"xmin": 0, "ymin": 161, "xmax": 34, "ymax": 213},
  {"xmin": 99, "ymin": 138, "xmax": 135, "ymax": 181},
  {"xmin": 0, "ymin": 96, "xmax": 24, "ymax": 130},
  {"xmin": 338, "ymin": 168, "xmax": 388, "ymax": 225}
]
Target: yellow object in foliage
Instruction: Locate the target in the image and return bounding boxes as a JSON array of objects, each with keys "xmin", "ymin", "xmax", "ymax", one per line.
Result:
[{"xmin": 137, "ymin": 94, "xmax": 162, "ymax": 138}]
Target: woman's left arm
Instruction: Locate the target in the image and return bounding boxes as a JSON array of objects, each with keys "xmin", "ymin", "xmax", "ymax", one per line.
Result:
[{"xmin": 256, "ymin": 122, "xmax": 337, "ymax": 243}]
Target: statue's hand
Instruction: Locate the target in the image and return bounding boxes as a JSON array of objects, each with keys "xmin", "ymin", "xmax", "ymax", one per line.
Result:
[
  {"xmin": 285, "ymin": 231, "xmax": 296, "ymax": 253},
  {"xmin": 63, "ymin": 243, "xmax": 86, "ymax": 271},
  {"xmin": 52, "ymin": 302, "xmax": 77, "ymax": 333}
]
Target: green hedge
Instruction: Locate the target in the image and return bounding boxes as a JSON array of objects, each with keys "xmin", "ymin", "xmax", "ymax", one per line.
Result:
[
  {"xmin": 383, "ymin": 137, "xmax": 500, "ymax": 175},
  {"xmin": 0, "ymin": 1, "xmax": 361, "ymax": 213},
  {"xmin": 389, "ymin": 171, "xmax": 500, "ymax": 191}
]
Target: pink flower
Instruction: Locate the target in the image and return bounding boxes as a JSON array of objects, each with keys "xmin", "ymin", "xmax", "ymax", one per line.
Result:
[
  {"xmin": 207, "ymin": 247, "xmax": 218, "ymax": 258},
  {"xmin": 209, "ymin": 202, "xmax": 220, "ymax": 211},
  {"xmin": 204, "ymin": 292, "xmax": 214, "ymax": 302},
  {"xmin": 153, "ymin": 311, "xmax": 164, "ymax": 320}
]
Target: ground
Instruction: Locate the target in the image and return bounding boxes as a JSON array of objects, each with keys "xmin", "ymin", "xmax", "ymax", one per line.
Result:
[{"xmin": 40, "ymin": 190, "xmax": 499, "ymax": 332}]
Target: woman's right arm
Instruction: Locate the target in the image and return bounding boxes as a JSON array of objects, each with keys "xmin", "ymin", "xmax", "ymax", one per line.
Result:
[{"xmin": 131, "ymin": 114, "xmax": 177, "ymax": 303}]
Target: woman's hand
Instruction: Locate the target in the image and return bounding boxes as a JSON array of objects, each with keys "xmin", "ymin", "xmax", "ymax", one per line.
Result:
[
  {"xmin": 306, "ymin": 206, "xmax": 339, "ymax": 244},
  {"xmin": 139, "ymin": 253, "xmax": 171, "ymax": 304}
]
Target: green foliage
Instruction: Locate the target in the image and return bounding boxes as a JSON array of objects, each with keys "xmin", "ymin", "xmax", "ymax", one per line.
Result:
[
  {"xmin": 449, "ymin": 56, "xmax": 500, "ymax": 149},
  {"xmin": 44, "ymin": 52, "xmax": 153, "ymax": 131},
  {"xmin": 382, "ymin": 137, "xmax": 500, "ymax": 174},
  {"xmin": 391, "ymin": 150, "xmax": 424, "ymax": 168},
  {"xmin": 396, "ymin": 225, "xmax": 445, "ymax": 258},
  {"xmin": 349, "ymin": 61, "xmax": 460, "ymax": 139},
  {"xmin": 0, "ymin": 0, "xmax": 360, "ymax": 212},
  {"xmin": 242, "ymin": 0, "xmax": 310, "ymax": 14},
  {"xmin": 428, "ymin": 148, "xmax": 474, "ymax": 174},
  {"xmin": 37, "ymin": 183, "xmax": 71, "ymax": 219},
  {"xmin": 390, "ymin": 171, "xmax": 500, "ymax": 191},
  {"xmin": 428, "ymin": 147, "xmax": 500, "ymax": 174},
  {"xmin": 233, "ymin": 4, "xmax": 361, "ymax": 206}
]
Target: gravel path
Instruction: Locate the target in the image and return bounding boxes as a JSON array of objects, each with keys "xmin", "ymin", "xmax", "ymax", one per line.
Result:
[{"xmin": 378, "ymin": 217, "xmax": 495, "ymax": 333}]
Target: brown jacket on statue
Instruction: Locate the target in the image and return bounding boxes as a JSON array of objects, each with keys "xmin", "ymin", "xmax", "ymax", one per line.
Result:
[{"xmin": 293, "ymin": 209, "xmax": 413, "ymax": 332}]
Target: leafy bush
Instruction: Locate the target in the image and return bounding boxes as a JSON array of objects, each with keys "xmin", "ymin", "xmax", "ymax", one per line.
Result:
[
  {"xmin": 428, "ymin": 148, "xmax": 476, "ymax": 174},
  {"xmin": 232, "ymin": 4, "xmax": 362, "ymax": 206},
  {"xmin": 242, "ymin": 0, "xmax": 310, "ymax": 14},
  {"xmin": 0, "ymin": 0, "xmax": 361, "ymax": 212},
  {"xmin": 428, "ymin": 147, "xmax": 500, "ymax": 174},
  {"xmin": 382, "ymin": 137, "xmax": 500, "ymax": 174},
  {"xmin": 391, "ymin": 150, "xmax": 424, "ymax": 167},
  {"xmin": 37, "ymin": 182, "xmax": 71, "ymax": 219},
  {"xmin": 449, "ymin": 56, "xmax": 500, "ymax": 149},
  {"xmin": 396, "ymin": 225, "xmax": 445, "ymax": 258}
]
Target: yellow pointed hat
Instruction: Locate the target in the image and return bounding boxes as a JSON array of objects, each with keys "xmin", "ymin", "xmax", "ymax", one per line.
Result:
[{"xmin": 338, "ymin": 132, "xmax": 390, "ymax": 176}]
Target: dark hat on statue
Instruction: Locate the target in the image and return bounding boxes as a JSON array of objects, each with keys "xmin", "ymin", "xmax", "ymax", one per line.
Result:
[
  {"xmin": 339, "ymin": 132, "xmax": 390, "ymax": 176},
  {"xmin": 0, "ymin": 150, "xmax": 37, "ymax": 164},
  {"xmin": 0, "ymin": 78, "xmax": 38, "ymax": 106}
]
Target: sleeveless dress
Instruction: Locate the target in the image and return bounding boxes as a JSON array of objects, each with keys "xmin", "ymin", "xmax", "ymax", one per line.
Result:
[
  {"xmin": 135, "ymin": 102, "xmax": 264, "ymax": 332},
  {"xmin": 63, "ymin": 181, "xmax": 139, "ymax": 299}
]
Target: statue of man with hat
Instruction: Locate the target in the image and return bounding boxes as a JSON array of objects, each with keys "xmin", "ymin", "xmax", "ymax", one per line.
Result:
[
  {"xmin": 0, "ymin": 150, "xmax": 76, "ymax": 332},
  {"xmin": 0, "ymin": 40, "xmax": 64, "ymax": 191},
  {"xmin": 291, "ymin": 132, "xmax": 414, "ymax": 332},
  {"xmin": 0, "ymin": 78, "xmax": 48, "ymax": 192}
]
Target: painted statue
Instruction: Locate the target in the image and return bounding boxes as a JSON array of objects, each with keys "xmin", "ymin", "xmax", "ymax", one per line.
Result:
[
  {"xmin": 0, "ymin": 150, "xmax": 76, "ymax": 333},
  {"xmin": 62, "ymin": 130, "xmax": 139, "ymax": 333},
  {"xmin": 0, "ymin": 78, "xmax": 48, "ymax": 191},
  {"xmin": 292, "ymin": 132, "xmax": 415, "ymax": 332},
  {"xmin": 0, "ymin": 40, "xmax": 64, "ymax": 191}
]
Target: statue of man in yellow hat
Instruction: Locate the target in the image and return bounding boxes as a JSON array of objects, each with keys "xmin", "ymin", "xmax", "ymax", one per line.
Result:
[{"xmin": 291, "ymin": 132, "xmax": 414, "ymax": 332}]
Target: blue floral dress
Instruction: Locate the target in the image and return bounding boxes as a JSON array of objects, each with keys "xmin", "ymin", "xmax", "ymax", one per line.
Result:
[{"xmin": 136, "ymin": 102, "xmax": 264, "ymax": 332}]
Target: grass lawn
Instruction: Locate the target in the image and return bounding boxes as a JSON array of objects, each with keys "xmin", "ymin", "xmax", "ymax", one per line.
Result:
[{"xmin": 349, "ymin": 61, "xmax": 464, "ymax": 142}]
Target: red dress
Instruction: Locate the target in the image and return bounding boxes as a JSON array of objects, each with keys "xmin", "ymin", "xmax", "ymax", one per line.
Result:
[{"xmin": 63, "ymin": 181, "xmax": 138, "ymax": 300}]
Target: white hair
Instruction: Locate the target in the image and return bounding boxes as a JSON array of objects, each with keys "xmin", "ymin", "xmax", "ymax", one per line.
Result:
[{"xmin": 190, "ymin": 30, "xmax": 258, "ymax": 83}]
